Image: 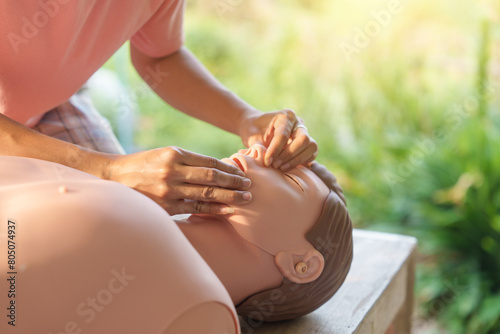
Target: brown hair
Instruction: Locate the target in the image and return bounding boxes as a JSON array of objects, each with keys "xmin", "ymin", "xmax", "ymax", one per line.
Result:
[{"xmin": 236, "ymin": 164, "xmax": 353, "ymax": 322}]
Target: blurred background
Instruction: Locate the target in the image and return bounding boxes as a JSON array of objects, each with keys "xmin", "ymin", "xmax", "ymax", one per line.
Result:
[{"xmin": 88, "ymin": 0, "xmax": 500, "ymax": 332}]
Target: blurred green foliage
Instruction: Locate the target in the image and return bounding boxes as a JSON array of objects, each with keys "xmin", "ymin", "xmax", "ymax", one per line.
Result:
[{"xmin": 92, "ymin": 0, "xmax": 500, "ymax": 332}]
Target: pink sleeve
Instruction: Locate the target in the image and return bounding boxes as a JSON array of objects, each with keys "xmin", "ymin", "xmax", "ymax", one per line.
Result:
[{"xmin": 131, "ymin": 0, "xmax": 186, "ymax": 58}]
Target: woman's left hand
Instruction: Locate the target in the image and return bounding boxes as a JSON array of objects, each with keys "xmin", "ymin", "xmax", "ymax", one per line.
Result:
[{"xmin": 239, "ymin": 109, "xmax": 318, "ymax": 172}]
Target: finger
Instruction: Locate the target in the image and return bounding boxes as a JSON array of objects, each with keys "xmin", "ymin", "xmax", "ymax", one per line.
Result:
[
  {"xmin": 272, "ymin": 127, "xmax": 313, "ymax": 169},
  {"xmin": 174, "ymin": 184, "xmax": 252, "ymax": 205},
  {"xmin": 181, "ymin": 165, "xmax": 252, "ymax": 190},
  {"xmin": 172, "ymin": 200, "xmax": 235, "ymax": 215},
  {"xmin": 280, "ymin": 144, "xmax": 318, "ymax": 172},
  {"xmin": 163, "ymin": 147, "xmax": 246, "ymax": 177},
  {"xmin": 264, "ymin": 111, "xmax": 297, "ymax": 167},
  {"xmin": 262, "ymin": 119, "xmax": 275, "ymax": 148}
]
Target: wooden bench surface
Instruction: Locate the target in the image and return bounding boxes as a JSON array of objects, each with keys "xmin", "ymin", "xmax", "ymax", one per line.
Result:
[{"xmin": 241, "ymin": 229, "xmax": 417, "ymax": 334}]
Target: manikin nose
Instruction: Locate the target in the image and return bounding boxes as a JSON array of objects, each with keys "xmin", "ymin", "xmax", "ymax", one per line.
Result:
[{"xmin": 240, "ymin": 144, "xmax": 267, "ymax": 163}]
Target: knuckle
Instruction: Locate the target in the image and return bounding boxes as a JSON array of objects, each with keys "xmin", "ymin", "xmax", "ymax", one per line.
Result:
[
  {"xmin": 163, "ymin": 146, "xmax": 182, "ymax": 161},
  {"xmin": 206, "ymin": 156, "xmax": 218, "ymax": 168},
  {"xmin": 159, "ymin": 166, "xmax": 174, "ymax": 180},
  {"xmin": 206, "ymin": 168, "xmax": 216, "ymax": 183},
  {"xmin": 193, "ymin": 201, "xmax": 203, "ymax": 214},
  {"xmin": 202, "ymin": 186, "xmax": 216, "ymax": 200},
  {"xmin": 157, "ymin": 183, "xmax": 170, "ymax": 198},
  {"xmin": 230, "ymin": 176, "xmax": 241, "ymax": 188},
  {"xmin": 163, "ymin": 146, "xmax": 175, "ymax": 155},
  {"xmin": 275, "ymin": 110, "xmax": 286, "ymax": 118},
  {"xmin": 275, "ymin": 126, "xmax": 288, "ymax": 136}
]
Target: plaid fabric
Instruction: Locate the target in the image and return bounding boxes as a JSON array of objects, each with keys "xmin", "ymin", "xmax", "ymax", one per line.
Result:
[{"xmin": 32, "ymin": 90, "xmax": 125, "ymax": 155}]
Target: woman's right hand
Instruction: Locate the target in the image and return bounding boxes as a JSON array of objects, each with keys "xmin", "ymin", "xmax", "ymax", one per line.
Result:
[{"xmin": 105, "ymin": 146, "xmax": 252, "ymax": 216}]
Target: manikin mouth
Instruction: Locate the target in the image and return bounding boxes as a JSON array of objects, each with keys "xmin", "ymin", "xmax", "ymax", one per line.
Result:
[{"xmin": 232, "ymin": 157, "xmax": 245, "ymax": 172}]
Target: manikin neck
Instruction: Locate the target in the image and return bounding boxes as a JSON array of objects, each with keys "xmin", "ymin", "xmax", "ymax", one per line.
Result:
[{"xmin": 175, "ymin": 215, "xmax": 284, "ymax": 305}]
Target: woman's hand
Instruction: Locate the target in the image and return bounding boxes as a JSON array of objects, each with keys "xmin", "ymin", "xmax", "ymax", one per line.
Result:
[
  {"xmin": 105, "ymin": 146, "xmax": 252, "ymax": 215},
  {"xmin": 240, "ymin": 109, "xmax": 318, "ymax": 172}
]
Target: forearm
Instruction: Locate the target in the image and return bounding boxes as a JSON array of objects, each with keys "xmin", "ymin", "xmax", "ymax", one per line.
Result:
[
  {"xmin": 130, "ymin": 45, "xmax": 261, "ymax": 136},
  {"xmin": 0, "ymin": 113, "xmax": 113, "ymax": 179}
]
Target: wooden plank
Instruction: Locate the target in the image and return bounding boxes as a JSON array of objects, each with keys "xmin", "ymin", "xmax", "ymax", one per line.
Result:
[
  {"xmin": 354, "ymin": 254, "xmax": 407, "ymax": 333},
  {"xmin": 243, "ymin": 229, "xmax": 417, "ymax": 334},
  {"xmin": 393, "ymin": 249, "xmax": 416, "ymax": 334}
]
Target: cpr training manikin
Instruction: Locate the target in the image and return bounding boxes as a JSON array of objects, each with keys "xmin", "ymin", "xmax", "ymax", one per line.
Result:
[{"xmin": 0, "ymin": 144, "xmax": 352, "ymax": 334}]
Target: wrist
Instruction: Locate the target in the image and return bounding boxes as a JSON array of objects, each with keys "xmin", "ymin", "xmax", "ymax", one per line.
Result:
[{"xmin": 75, "ymin": 146, "xmax": 118, "ymax": 180}]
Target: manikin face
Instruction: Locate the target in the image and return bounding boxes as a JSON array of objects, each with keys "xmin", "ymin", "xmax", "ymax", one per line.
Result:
[{"xmin": 222, "ymin": 144, "xmax": 329, "ymax": 256}]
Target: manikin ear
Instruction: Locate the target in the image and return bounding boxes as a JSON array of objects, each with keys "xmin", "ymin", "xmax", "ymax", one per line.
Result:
[{"xmin": 274, "ymin": 248, "xmax": 325, "ymax": 284}]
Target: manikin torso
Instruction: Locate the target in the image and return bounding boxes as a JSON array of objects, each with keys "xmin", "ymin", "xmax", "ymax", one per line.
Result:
[
  {"xmin": 0, "ymin": 156, "xmax": 238, "ymax": 334},
  {"xmin": 0, "ymin": 145, "xmax": 330, "ymax": 333}
]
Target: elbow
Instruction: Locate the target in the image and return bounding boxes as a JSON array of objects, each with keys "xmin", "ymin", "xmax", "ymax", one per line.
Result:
[
  {"xmin": 130, "ymin": 44, "xmax": 183, "ymax": 76},
  {"xmin": 130, "ymin": 44, "xmax": 151, "ymax": 77}
]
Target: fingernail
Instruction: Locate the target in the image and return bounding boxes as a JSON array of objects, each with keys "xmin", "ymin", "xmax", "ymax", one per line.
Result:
[
  {"xmin": 222, "ymin": 207, "xmax": 235, "ymax": 214},
  {"xmin": 237, "ymin": 170, "xmax": 246, "ymax": 177},
  {"xmin": 265, "ymin": 157, "xmax": 273, "ymax": 167},
  {"xmin": 273, "ymin": 160, "xmax": 283, "ymax": 169},
  {"xmin": 280, "ymin": 163, "xmax": 290, "ymax": 171},
  {"xmin": 242, "ymin": 178, "xmax": 252, "ymax": 189},
  {"xmin": 242, "ymin": 192, "xmax": 252, "ymax": 201}
]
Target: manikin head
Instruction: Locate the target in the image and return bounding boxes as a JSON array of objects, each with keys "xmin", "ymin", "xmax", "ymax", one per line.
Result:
[{"xmin": 222, "ymin": 144, "xmax": 353, "ymax": 322}]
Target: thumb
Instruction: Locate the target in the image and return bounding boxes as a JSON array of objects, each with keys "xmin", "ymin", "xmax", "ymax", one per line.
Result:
[{"xmin": 262, "ymin": 117, "xmax": 278, "ymax": 147}]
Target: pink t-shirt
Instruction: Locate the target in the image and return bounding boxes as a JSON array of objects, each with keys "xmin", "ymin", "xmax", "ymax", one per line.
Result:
[{"xmin": 0, "ymin": 0, "xmax": 185, "ymax": 127}]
